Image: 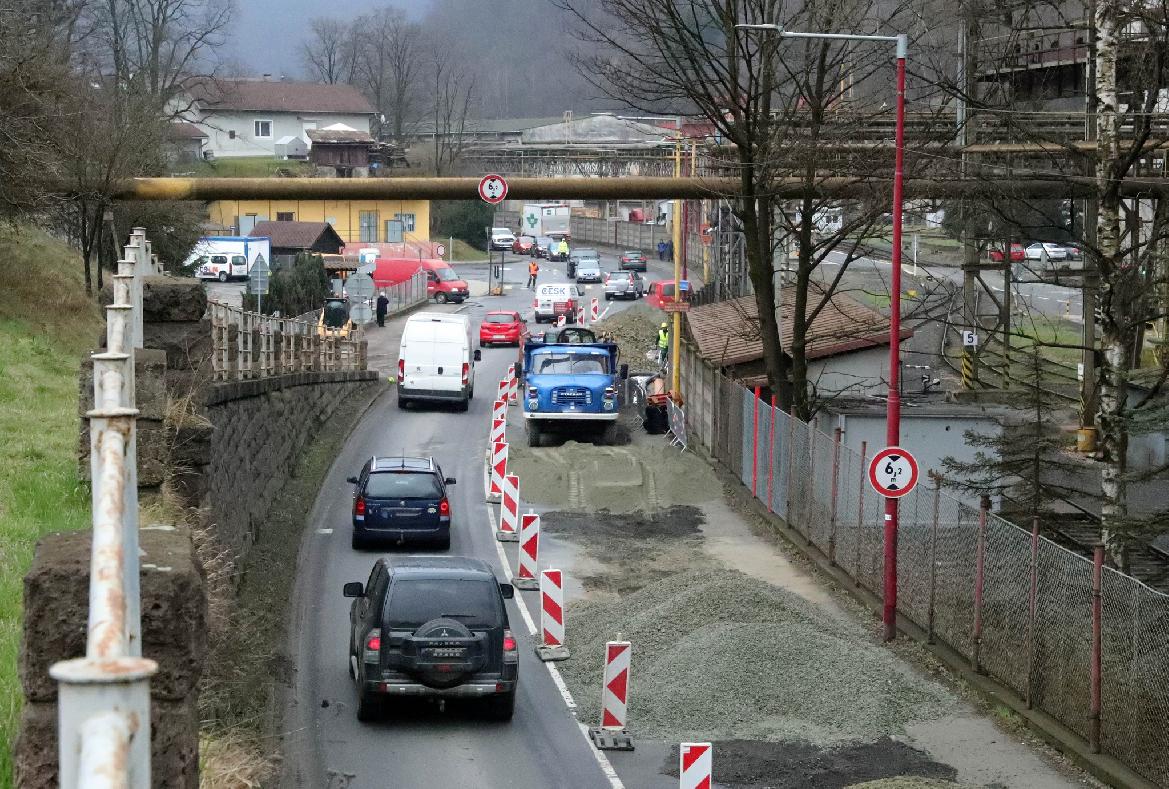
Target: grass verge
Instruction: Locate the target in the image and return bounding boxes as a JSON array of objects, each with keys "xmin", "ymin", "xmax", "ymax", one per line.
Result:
[
  {"xmin": 197, "ymin": 381, "xmax": 385, "ymax": 787},
  {"xmin": 171, "ymin": 157, "xmax": 315, "ymax": 178},
  {"xmin": 0, "ymin": 227, "xmax": 102, "ymax": 787},
  {"xmin": 442, "ymin": 238, "xmax": 490, "ymax": 262}
]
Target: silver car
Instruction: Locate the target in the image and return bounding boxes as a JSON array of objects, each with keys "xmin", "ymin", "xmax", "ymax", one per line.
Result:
[
  {"xmin": 575, "ymin": 256, "xmax": 602, "ymax": 283},
  {"xmin": 604, "ymin": 270, "xmax": 644, "ymax": 300}
]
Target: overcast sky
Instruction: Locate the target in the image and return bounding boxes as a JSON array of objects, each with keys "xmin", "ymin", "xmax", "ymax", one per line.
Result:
[{"xmin": 227, "ymin": 0, "xmax": 433, "ymax": 77}]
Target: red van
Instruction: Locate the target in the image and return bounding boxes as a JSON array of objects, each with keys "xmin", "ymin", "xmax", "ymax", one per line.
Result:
[
  {"xmin": 645, "ymin": 280, "xmax": 685, "ymax": 310},
  {"xmin": 373, "ymin": 258, "xmax": 470, "ymax": 304}
]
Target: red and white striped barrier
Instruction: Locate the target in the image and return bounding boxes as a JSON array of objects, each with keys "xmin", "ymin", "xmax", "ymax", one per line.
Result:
[
  {"xmin": 487, "ymin": 440, "xmax": 508, "ymax": 501},
  {"xmin": 497, "ymin": 472, "xmax": 520, "ymax": 541},
  {"xmin": 589, "ymin": 640, "xmax": 633, "ymax": 749},
  {"xmin": 555, "ymin": 314, "xmax": 566, "ymax": 328},
  {"xmin": 590, "ymin": 297, "xmax": 599, "ymax": 323},
  {"xmin": 576, "ymin": 304, "xmax": 586, "ymax": 324},
  {"xmin": 536, "ymin": 569, "xmax": 570, "ymax": 661},
  {"xmin": 679, "ymin": 743, "xmax": 712, "ymax": 789},
  {"xmin": 512, "ymin": 512, "xmax": 540, "ymax": 590},
  {"xmin": 507, "ymin": 363, "xmax": 518, "ymax": 404},
  {"xmin": 492, "ymin": 396, "xmax": 507, "ymax": 424},
  {"xmin": 497, "ymin": 377, "xmax": 510, "ymax": 404},
  {"xmin": 490, "ymin": 414, "xmax": 506, "ymax": 446}
]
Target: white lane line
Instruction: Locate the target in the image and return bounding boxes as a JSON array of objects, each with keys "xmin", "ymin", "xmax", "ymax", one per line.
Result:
[
  {"xmin": 485, "ymin": 502, "xmax": 624, "ymax": 789},
  {"xmin": 316, "ymin": 528, "xmax": 334, "ymax": 535}
]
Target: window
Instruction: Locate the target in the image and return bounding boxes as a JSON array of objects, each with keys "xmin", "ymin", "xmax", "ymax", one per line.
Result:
[
  {"xmin": 365, "ymin": 472, "xmax": 442, "ymax": 499},
  {"xmin": 359, "ymin": 211, "xmax": 379, "ymax": 243},
  {"xmin": 228, "ymin": 130, "xmax": 236, "ymax": 139},
  {"xmin": 276, "ymin": 211, "xmax": 295, "ymax": 222},
  {"xmin": 393, "ymin": 212, "xmax": 416, "ymax": 233},
  {"xmin": 384, "ymin": 219, "xmax": 404, "ymax": 243},
  {"xmin": 254, "ymin": 120, "xmax": 272, "ymax": 138},
  {"xmin": 383, "ymin": 579, "xmax": 500, "ymax": 629}
]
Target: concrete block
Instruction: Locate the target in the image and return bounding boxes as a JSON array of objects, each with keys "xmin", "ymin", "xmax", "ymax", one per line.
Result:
[
  {"xmin": 78, "ymin": 419, "xmax": 170, "ymax": 488},
  {"xmin": 144, "ymin": 319, "xmax": 211, "ymax": 372},
  {"xmin": 142, "ymin": 276, "xmax": 207, "ymax": 323},
  {"xmin": 79, "ymin": 349, "xmax": 169, "ymax": 421}
]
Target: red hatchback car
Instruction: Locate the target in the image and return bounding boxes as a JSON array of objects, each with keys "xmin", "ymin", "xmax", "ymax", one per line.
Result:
[
  {"xmin": 479, "ymin": 311, "xmax": 528, "ymax": 347},
  {"xmin": 512, "ymin": 235, "xmax": 537, "ymax": 255},
  {"xmin": 988, "ymin": 243, "xmax": 1025, "ymax": 262}
]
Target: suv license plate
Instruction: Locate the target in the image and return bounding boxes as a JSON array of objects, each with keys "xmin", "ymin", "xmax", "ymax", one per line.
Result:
[{"xmin": 426, "ymin": 648, "xmax": 465, "ymax": 658}]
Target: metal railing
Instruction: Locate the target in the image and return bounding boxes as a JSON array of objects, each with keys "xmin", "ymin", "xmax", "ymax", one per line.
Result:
[
  {"xmin": 678, "ymin": 344, "xmax": 1169, "ymax": 786},
  {"xmin": 369, "ymin": 269, "xmax": 428, "ymax": 320},
  {"xmin": 209, "ymin": 302, "xmax": 368, "ymax": 381},
  {"xmin": 52, "ymin": 229, "xmax": 160, "ymax": 788}
]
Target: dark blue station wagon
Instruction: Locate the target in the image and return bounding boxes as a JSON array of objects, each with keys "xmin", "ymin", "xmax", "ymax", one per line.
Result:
[{"xmin": 349, "ymin": 457, "xmax": 455, "ymax": 550}]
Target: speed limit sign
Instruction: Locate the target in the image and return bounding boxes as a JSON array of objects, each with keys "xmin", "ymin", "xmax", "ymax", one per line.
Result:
[{"xmin": 868, "ymin": 447, "xmax": 920, "ymax": 498}]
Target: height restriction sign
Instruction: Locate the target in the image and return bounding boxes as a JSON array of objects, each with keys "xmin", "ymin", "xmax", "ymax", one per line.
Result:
[
  {"xmin": 478, "ymin": 174, "xmax": 508, "ymax": 204},
  {"xmin": 868, "ymin": 447, "xmax": 920, "ymax": 498}
]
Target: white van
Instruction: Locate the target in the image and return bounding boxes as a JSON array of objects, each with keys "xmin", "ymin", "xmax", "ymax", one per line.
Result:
[
  {"xmin": 186, "ymin": 236, "xmax": 272, "ymax": 282},
  {"xmin": 397, "ymin": 313, "xmax": 481, "ymax": 410},
  {"xmin": 533, "ymin": 282, "xmax": 584, "ymax": 323}
]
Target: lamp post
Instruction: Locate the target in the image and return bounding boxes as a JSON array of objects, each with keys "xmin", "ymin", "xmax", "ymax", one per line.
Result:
[{"xmin": 737, "ymin": 22, "xmax": 909, "ymax": 642}]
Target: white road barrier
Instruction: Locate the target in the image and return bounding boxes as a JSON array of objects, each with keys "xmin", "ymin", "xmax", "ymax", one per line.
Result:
[
  {"xmin": 679, "ymin": 743, "xmax": 713, "ymax": 789},
  {"xmin": 507, "ymin": 363, "xmax": 518, "ymax": 404},
  {"xmin": 589, "ymin": 641, "xmax": 634, "ymax": 750},
  {"xmin": 512, "ymin": 512, "xmax": 540, "ymax": 590},
  {"xmin": 536, "ymin": 569, "xmax": 570, "ymax": 661},
  {"xmin": 497, "ymin": 473, "xmax": 520, "ymax": 541}
]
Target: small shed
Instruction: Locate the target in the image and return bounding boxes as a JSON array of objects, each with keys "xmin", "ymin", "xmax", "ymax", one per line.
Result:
[
  {"xmin": 165, "ymin": 122, "xmax": 208, "ymax": 163},
  {"xmin": 249, "ymin": 221, "xmax": 345, "ymax": 268},
  {"xmin": 308, "ymin": 127, "xmax": 375, "ymax": 175},
  {"xmin": 274, "ymin": 135, "xmax": 309, "ymax": 160}
]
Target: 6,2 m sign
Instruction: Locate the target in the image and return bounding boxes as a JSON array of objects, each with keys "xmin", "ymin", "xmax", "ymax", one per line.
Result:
[{"xmin": 867, "ymin": 447, "xmax": 920, "ymax": 498}]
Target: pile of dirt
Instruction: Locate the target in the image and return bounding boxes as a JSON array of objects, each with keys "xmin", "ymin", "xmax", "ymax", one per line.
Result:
[
  {"xmin": 593, "ymin": 302, "xmax": 663, "ymax": 369},
  {"xmin": 559, "ymin": 569, "xmax": 955, "ymax": 745},
  {"xmin": 506, "ymin": 440, "xmax": 721, "ymax": 514}
]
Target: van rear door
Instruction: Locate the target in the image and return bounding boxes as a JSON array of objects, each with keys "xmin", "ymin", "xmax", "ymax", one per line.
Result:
[{"xmin": 402, "ymin": 320, "xmax": 468, "ymax": 394}]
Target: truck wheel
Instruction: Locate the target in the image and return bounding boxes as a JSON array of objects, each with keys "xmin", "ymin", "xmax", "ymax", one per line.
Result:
[
  {"xmin": 600, "ymin": 423, "xmax": 618, "ymax": 446},
  {"xmin": 528, "ymin": 422, "xmax": 543, "ymax": 448},
  {"xmin": 435, "ymin": 292, "xmax": 448, "ymax": 304},
  {"xmin": 217, "ymin": 271, "xmax": 227, "ymax": 283}
]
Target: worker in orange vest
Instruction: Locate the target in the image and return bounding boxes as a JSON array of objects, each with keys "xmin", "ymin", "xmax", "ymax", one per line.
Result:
[{"xmin": 527, "ymin": 259, "xmax": 539, "ymax": 289}]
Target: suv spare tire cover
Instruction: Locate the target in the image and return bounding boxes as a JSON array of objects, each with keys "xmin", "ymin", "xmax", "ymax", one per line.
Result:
[{"xmin": 411, "ymin": 617, "xmax": 477, "ymax": 689}]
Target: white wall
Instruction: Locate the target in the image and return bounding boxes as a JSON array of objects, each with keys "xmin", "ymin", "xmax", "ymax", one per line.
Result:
[
  {"xmin": 193, "ymin": 110, "xmax": 373, "ymax": 158},
  {"xmin": 807, "ymin": 346, "xmax": 889, "ymax": 400}
]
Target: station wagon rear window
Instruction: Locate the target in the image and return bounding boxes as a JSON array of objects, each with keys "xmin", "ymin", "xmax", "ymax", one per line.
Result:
[
  {"xmin": 365, "ymin": 472, "xmax": 442, "ymax": 499},
  {"xmin": 383, "ymin": 579, "xmax": 500, "ymax": 628}
]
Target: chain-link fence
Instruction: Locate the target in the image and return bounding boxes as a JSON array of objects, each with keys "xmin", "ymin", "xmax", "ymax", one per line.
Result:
[{"xmin": 681, "ymin": 355, "xmax": 1169, "ymax": 785}]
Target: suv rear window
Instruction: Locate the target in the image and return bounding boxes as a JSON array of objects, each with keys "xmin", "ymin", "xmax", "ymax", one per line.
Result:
[
  {"xmin": 365, "ymin": 471, "xmax": 441, "ymax": 499},
  {"xmin": 383, "ymin": 578, "xmax": 501, "ymax": 628}
]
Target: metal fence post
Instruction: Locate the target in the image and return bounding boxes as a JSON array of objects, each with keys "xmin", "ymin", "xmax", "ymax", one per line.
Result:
[
  {"xmin": 751, "ymin": 386, "xmax": 761, "ymax": 498},
  {"xmin": 1090, "ymin": 544, "xmax": 1103, "ymax": 753},
  {"xmin": 927, "ymin": 473, "xmax": 942, "ymax": 644},
  {"xmin": 766, "ymin": 394, "xmax": 776, "ymax": 512},
  {"xmin": 1027, "ymin": 515, "xmax": 1040, "ymax": 708},
  {"xmin": 855, "ymin": 440, "xmax": 867, "ymax": 586},
  {"xmin": 828, "ymin": 428, "xmax": 841, "ymax": 565},
  {"xmin": 805, "ymin": 425, "xmax": 816, "ymax": 546},
  {"xmin": 973, "ymin": 494, "xmax": 990, "ymax": 674},
  {"xmin": 785, "ymin": 414, "xmax": 795, "ymax": 524}
]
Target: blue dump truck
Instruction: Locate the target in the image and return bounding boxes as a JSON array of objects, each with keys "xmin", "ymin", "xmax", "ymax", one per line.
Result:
[{"xmin": 520, "ymin": 328, "xmax": 625, "ymax": 447}]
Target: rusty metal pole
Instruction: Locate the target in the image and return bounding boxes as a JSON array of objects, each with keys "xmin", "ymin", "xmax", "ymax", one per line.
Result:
[
  {"xmin": 1090, "ymin": 544, "xmax": 1104, "ymax": 753},
  {"xmin": 829, "ymin": 427, "xmax": 842, "ymax": 564},
  {"xmin": 973, "ymin": 494, "xmax": 990, "ymax": 673},
  {"xmin": 751, "ymin": 386, "xmax": 761, "ymax": 498},
  {"xmin": 855, "ymin": 441, "xmax": 868, "ymax": 585}
]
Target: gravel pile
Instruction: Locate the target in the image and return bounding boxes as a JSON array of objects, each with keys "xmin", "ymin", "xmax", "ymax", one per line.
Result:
[
  {"xmin": 847, "ymin": 781, "xmax": 975, "ymax": 789},
  {"xmin": 593, "ymin": 302, "xmax": 663, "ymax": 369},
  {"xmin": 559, "ymin": 569, "xmax": 955, "ymax": 744}
]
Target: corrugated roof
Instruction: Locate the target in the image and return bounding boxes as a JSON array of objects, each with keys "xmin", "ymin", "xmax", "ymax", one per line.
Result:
[
  {"xmin": 521, "ymin": 114, "xmax": 677, "ymax": 145},
  {"xmin": 191, "ymin": 78, "xmax": 375, "ymax": 115},
  {"xmin": 248, "ymin": 221, "xmax": 344, "ymax": 250},
  {"xmin": 686, "ymin": 286, "xmax": 913, "ymax": 367},
  {"xmin": 307, "ymin": 128, "xmax": 374, "ymax": 144}
]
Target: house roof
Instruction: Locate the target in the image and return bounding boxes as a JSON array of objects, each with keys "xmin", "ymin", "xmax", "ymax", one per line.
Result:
[
  {"xmin": 248, "ymin": 221, "xmax": 345, "ymax": 250},
  {"xmin": 685, "ymin": 286, "xmax": 914, "ymax": 367},
  {"xmin": 307, "ymin": 128, "xmax": 375, "ymax": 144},
  {"xmin": 166, "ymin": 121, "xmax": 208, "ymax": 140},
  {"xmin": 191, "ymin": 78, "xmax": 375, "ymax": 115},
  {"xmin": 411, "ymin": 117, "xmax": 564, "ymax": 136},
  {"xmin": 521, "ymin": 114, "xmax": 677, "ymax": 146}
]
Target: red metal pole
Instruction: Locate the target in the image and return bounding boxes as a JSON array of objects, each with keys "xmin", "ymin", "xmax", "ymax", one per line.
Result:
[
  {"xmin": 767, "ymin": 395, "xmax": 777, "ymax": 512},
  {"xmin": 882, "ymin": 39, "xmax": 908, "ymax": 643},
  {"xmin": 1090, "ymin": 544, "xmax": 1103, "ymax": 753},
  {"xmin": 855, "ymin": 440, "xmax": 867, "ymax": 587},
  {"xmin": 1027, "ymin": 515, "xmax": 1040, "ymax": 709},
  {"xmin": 828, "ymin": 427, "xmax": 841, "ymax": 565},
  {"xmin": 752, "ymin": 386, "xmax": 761, "ymax": 497},
  {"xmin": 973, "ymin": 494, "xmax": 989, "ymax": 673},
  {"xmin": 927, "ymin": 473, "xmax": 941, "ymax": 645}
]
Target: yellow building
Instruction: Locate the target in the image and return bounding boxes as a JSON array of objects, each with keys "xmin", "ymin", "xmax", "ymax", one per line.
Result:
[{"xmin": 208, "ymin": 199, "xmax": 431, "ymax": 247}]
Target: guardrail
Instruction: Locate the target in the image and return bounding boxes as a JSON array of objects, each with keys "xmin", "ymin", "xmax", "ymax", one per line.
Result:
[
  {"xmin": 53, "ymin": 228, "xmax": 159, "ymax": 788},
  {"xmin": 209, "ymin": 302, "xmax": 367, "ymax": 381}
]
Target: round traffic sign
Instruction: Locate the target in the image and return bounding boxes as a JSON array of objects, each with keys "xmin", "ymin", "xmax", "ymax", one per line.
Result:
[
  {"xmin": 478, "ymin": 174, "xmax": 508, "ymax": 204},
  {"xmin": 868, "ymin": 447, "xmax": 919, "ymax": 498},
  {"xmin": 436, "ymin": 243, "xmax": 447, "ymax": 257}
]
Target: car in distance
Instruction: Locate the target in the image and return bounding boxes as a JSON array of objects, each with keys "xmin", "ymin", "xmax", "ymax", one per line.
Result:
[
  {"xmin": 512, "ymin": 235, "xmax": 537, "ymax": 255},
  {"xmin": 1025, "ymin": 242, "xmax": 1068, "ymax": 261},
  {"xmin": 479, "ymin": 310, "xmax": 528, "ymax": 347},
  {"xmin": 603, "ymin": 270, "xmax": 644, "ymax": 300},
  {"xmin": 575, "ymin": 257, "xmax": 602, "ymax": 284},
  {"xmin": 988, "ymin": 243, "xmax": 1025, "ymax": 263},
  {"xmin": 619, "ymin": 250, "xmax": 648, "ymax": 271},
  {"xmin": 532, "ymin": 282, "xmax": 583, "ymax": 323},
  {"xmin": 349, "ymin": 456, "xmax": 456, "ymax": 550},
  {"xmin": 489, "ymin": 227, "xmax": 516, "ymax": 251},
  {"xmin": 344, "ymin": 556, "xmax": 518, "ymax": 721},
  {"xmin": 534, "ymin": 236, "xmax": 554, "ymax": 259}
]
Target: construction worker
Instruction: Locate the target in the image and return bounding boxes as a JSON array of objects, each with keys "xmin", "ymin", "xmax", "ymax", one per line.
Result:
[
  {"xmin": 527, "ymin": 259, "xmax": 539, "ymax": 289},
  {"xmin": 557, "ymin": 238, "xmax": 569, "ymax": 262},
  {"xmin": 656, "ymin": 321, "xmax": 670, "ymax": 367}
]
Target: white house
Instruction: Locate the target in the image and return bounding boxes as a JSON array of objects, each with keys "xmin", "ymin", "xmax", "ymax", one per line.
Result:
[{"xmin": 176, "ymin": 78, "xmax": 376, "ymax": 159}]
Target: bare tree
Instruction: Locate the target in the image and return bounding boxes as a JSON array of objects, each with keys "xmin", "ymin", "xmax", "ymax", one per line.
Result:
[
  {"xmin": 353, "ymin": 6, "xmax": 422, "ymax": 142},
  {"xmin": 300, "ymin": 17, "xmax": 360, "ymax": 85},
  {"xmin": 427, "ymin": 50, "xmax": 476, "ymax": 176}
]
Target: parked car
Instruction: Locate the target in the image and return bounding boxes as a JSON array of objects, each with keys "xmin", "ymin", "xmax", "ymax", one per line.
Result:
[
  {"xmin": 1025, "ymin": 242, "xmax": 1068, "ymax": 261},
  {"xmin": 347, "ymin": 456, "xmax": 457, "ymax": 550},
  {"xmin": 988, "ymin": 243, "xmax": 1025, "ymax": 263},
  {"xmin": 567, "ymin": 247, "xmax": 598, "ymax": 278},
  {"xmin": 1063, "ymin": 243, "xmax": 1083, "ymax": 260},
  {"xmin": 397, "ymin": 313, "xmax": 480, "ymax": 410},
  {"xmin": 490, "ymin": 227, "xmax": 516, "ymax": 250},
  {"xmin": 532, "ymin": 282, "xmax": 583, "ymax": 323},
  {"xmin": 534, "ymin": 236, "xmax": 555, "ymax": 259},
  {"xmin": 603, "ymin": 270, "xmax": 645, "ymax": 300},
  {"xmin": 575, "ymin": 257, "xmax": 602, "ymax": 283},
  {"xmin": 619, "ymin": 250, "xmax": 648, "ymax": 271},
  {"xmin": 512, "ymin": 235, "xmax": 537, "ymax": 255},
  {"xmin": 479, "ymin": 310, "xmax": 528, "ymax": 347},
  {"xmin": 343, "ymin": 556, "xmax": 518, "ymax": 721},
  {"xmin": 645, "ymin": 280, "xmax": 685, "ymax": 310}
]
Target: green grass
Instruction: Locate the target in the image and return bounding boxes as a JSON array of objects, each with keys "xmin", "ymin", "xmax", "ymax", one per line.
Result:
[
  {"xmin": 444, "ymin": 238, "xmax": 489, "ymax": 262},
  {"xmin": 0, "ymin": 227, "xmax": 101, "ymax": 786},
  {"xmin": 169, "ymin": 157, "xmax": 315, "ymax": 178}
]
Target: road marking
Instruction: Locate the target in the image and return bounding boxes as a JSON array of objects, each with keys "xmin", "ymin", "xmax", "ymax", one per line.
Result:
[
  {"xmin": 316, "ymin": 528, "xmax": 334, "ymax": 535},
  {"xmin": 485, "ymin": 504, "xmax": 625, "ymax": 789}
]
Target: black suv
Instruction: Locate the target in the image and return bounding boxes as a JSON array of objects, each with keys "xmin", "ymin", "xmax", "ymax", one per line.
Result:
[
  {"xmin": 349, "ymin": 457, "xmax": 455, "ymax": 550},
  {"xmin": 343, "ymin": 557, "xmax": 519, "ymax": 721}
]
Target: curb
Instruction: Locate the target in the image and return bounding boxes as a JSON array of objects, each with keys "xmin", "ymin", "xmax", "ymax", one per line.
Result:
[{"xmin": 699, "ymin": 449, "xmax": 1157, "ymax": 789}]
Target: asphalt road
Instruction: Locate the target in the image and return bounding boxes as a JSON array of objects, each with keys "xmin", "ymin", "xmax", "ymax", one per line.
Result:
[{"xmin": 282, "ymin": 251, "xmax": 656, "ymax": 789}]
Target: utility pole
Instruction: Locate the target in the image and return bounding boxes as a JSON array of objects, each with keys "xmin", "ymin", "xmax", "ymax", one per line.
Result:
[
  {"xmin": 958, "ymin": 13, "xmax": 982, "ymax": 389},
  {"xmin": 1082, "ymin": 0, "xmax": 1100, "ymax": 431},
  {"xmin": 671, "ymin": 140, "xmax": 683, "ymax": 393}
]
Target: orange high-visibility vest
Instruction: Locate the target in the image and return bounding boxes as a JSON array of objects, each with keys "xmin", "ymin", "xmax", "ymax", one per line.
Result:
[{"xmin": 529, "ymin": 262, "xmax": 538, "ymax": 275}]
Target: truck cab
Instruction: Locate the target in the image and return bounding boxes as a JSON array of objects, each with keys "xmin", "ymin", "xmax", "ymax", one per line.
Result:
[{"xmin": 521, "ymin": 338, "xmax": 623, "ymax": 447}]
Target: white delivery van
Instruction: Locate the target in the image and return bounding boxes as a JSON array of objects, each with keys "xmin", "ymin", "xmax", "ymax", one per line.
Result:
[
  {"xmin": 397, "ymin": 312, "xmax": 481, "ymax": 411},
  {"xmin": 533, "ymin": 282, "xmax": 584, "ymax": 324},
  {"xmin": 186, "ymin": 236, "xmax": 272, "ymax": 282}
]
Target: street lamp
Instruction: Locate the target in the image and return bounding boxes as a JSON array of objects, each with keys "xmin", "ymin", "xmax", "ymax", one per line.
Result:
[{"xmin": 737, "ymin": 22, "xmax": 909, "ymax": 643}]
